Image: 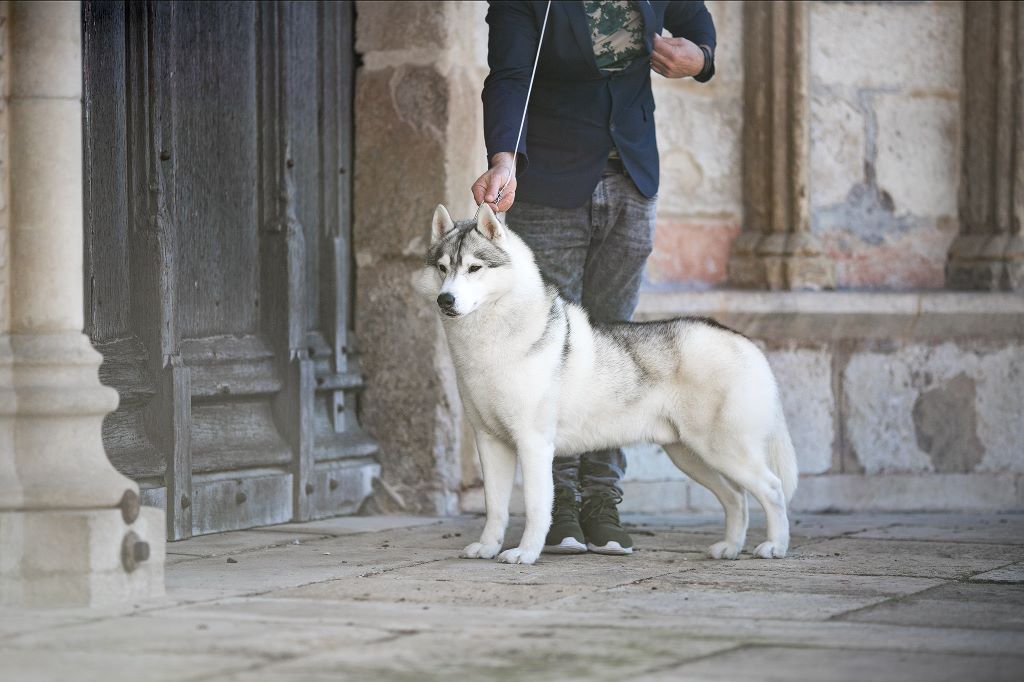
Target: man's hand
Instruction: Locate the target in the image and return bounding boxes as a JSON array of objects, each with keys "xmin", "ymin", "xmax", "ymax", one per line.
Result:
[
  {"xmin": 472, "ymin": 152, "xmax": 517, "ymax": 213},
  {"xmin": 651, "ymin": 34, "xmax": 706, "ymax": 79}
]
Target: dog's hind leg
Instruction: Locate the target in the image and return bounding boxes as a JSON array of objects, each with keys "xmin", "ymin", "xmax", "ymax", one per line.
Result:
[
  {"xmin": 464, "ymin": 431, "xmax": 516, "ymax": 560},
  {"xmin": 498, "ymin": 437, "xmax": 554, "ymax": 565},
  {"xmin": 664, "ymin": 443, "xmax": 748, "ymax": 559},
  {"xmin": 704, "ymin": 435, "xmax": 790, "ymax": 559}
]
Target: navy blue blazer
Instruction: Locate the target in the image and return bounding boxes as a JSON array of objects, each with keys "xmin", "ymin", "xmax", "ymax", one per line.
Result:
[{"xmin": 482, "ymin": 1, "xmax": 716, "ymax": 208}]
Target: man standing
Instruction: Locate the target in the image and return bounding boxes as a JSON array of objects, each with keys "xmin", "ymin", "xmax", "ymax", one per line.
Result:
[{"xmin": 473, "ymin": 1, "xmax": 716, "ymax": 555}]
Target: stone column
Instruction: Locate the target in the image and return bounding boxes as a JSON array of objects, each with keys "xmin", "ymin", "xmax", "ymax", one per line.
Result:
[
  {"xmin": 946, "ymin": 1, "xmax": 1023, "ymax": 291},
  {"xmin": 353, "ymin": 1, "xmax": 487, "ymax": 514},
  {"xmin": 728, "ymin": 1, "xmax": 834, "ymax": 290},
  {"xmin": 0, "ymin": 1, "xmax": 164, "ymax": 607}
]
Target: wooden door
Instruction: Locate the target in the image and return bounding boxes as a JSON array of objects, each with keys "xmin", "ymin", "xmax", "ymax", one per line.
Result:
[{"xmin": 82, "ymin": 0, "xmax": 378, "ymax": 540}]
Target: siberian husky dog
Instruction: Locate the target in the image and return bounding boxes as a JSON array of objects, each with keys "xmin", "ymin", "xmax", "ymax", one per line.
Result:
[{"xmin": 416, "ymin": 204, "xmax": 798, "ymax": 565}]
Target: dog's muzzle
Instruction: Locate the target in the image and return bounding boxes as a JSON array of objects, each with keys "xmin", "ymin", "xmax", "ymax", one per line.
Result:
[{"xmin": 437, "ymin": 292, "xmax": 458, "ymax": 316}]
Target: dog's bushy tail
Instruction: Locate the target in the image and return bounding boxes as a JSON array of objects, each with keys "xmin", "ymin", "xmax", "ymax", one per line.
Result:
[{"xmin": 768, "ymin": 412, "xmax": 799, "ymax": 504}]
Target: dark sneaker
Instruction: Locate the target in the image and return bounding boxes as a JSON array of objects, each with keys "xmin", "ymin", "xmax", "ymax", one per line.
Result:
[
  {"xmin": 544, "ymin": 488, "xmax": 587, "ymax": 554},
  {"xmin": 580, "ymin": 492, "xmax": 633, "ymax": 555}
]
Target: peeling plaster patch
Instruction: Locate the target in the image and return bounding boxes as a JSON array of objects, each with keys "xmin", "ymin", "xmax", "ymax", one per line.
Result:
[
  {"xmin": 814, "ymin": 181, "xmax": 915, "ymax": 247},
  {"xmin": 845, "ymin": 344, "xmax": 1024, "ymax": 475},
  {"xmin": 913, "ymin": 373, "xmax": 984, "ymax": 473},
  {"xmin": 811, "ymin": 87, "xmax": 918, "ymax": 248}
]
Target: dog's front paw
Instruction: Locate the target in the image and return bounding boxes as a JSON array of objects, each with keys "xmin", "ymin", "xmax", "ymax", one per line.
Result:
[
  {"xmin": 708, "ymin": 541, "xmax": 742, "ymax": 560},
  {"xmin": 497, "ymin": 547, "xmax": 539, "ymax": 565},
  {"xmin": 462, "ymin": 541, "xmax": 502, "ymax": 559},
  {"xmin": 753, "ymin": 541, "xmax": 788, "ymax": 559}
]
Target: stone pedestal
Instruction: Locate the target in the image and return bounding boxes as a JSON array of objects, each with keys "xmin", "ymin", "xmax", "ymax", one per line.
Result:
[
  {"xmin": 727, "ymin": 1, "xmax": 834, "ymax": 291},
  {"xmin": 945, "ymin": 1, "xmax": 1023, "ymax": 292},
  {"xmin": 0, "ymin": 1, "xmax": 164, "ymax": 607}
]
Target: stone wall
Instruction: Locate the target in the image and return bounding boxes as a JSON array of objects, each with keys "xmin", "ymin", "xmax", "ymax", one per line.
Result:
[
  {"xmin": 352, "ymin": 1, "xmax": 1022, "ymax": 515},
  {"xmin": 353, "ymin": 1, "xmax": 487, "ymax": 514},
  {"xmin": 649, "ymin": 0, "xmax": 965, "ymax": 290},
  {"xmin": 645, "ymin": 0, "xmax": 743, "ymax": 289},
  {"xmin": 0, "ymin": 2, "xmax": 8, "ymax": 334},
  {"xmin": 808, "ymin": 1, "xmax": 962, "ymax": 289},
  {"xmin": 623, "ymin": 292, "xmax": 1024, "ymax": 513}
]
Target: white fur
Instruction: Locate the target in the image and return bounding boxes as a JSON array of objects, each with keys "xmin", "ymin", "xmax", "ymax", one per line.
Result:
[{"xmin": 417, "ymin": 204, "xmax": 799, "ymax": 565}]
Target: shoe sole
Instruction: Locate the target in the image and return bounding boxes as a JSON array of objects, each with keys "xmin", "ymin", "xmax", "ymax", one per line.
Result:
[
  {"xmin": 543, "ymin": 537, "xmax": 588, "ymax": 554},
  {"xmin": 587, "ymin": 541, "xmax": 633, "ymax": 556}
]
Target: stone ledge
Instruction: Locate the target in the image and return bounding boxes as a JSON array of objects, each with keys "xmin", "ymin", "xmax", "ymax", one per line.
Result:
[{"xmin": 635, "ymin": 290, "xmax": 1024, "ymax": 341}]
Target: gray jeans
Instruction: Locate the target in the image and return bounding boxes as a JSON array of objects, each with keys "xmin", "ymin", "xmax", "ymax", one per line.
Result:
[{"xmin": 506, "ymin": 163, "xmax": 657, "ymax": 499}]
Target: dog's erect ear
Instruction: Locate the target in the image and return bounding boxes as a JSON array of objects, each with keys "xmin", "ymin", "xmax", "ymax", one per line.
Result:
[
  {"xmin": 432, "ymin": 204, "xmax": 454, "ymax": 243},
  {"xmin": 477, "ymin": 203, "xmax": 506, "ymax": 242}
]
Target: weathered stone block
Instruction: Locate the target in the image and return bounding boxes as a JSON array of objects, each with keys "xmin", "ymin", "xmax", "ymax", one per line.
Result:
[
  {"xmin": 353, "ymin": 65, "xmax": 448, "ymax": 260},
  {"xmin": 355, "ymin": 1, "xmax": 451, "ymax": 54},
  {"xmin": 809, "ymin": 94, "xmax": 864, "ymax": 208},
  {"xmin": 622, "ymin": 443, "xmax": 686, "ymax": 482},
  {"xmin": 791, "ymin": 474, "xmax": 1022, "ymax": 512},
  {"xmin": 647, "ymin": 219, "xmax": 740, "ymax": 288},
  {"xmin": 764, "ymin": 347, "xmax": 834, "ymax": 475},
  {"xmin": 809, "ymin": 1, "xmax": 963, "ymax": 92},
  {"xmin": 874, "ymin": 94, "xmax": 960, "ymax": 218},
  {"xmin": 843, "ymin": 343, "xmax": 1024, "ymax": 475},
  {"xmin": 619, "ymin": 480, "xmax": 689, "ymax": 514},
  {"xmin": 354, "ymin": 259, "xmax": 461, "ymax": 514},
  {"xmin": 653, "ymin": 92, "xmax": 743, "ymax": 218},
  {"xmin": 825, "ymin": 223, "xmax": 957, "ymax": 291}
]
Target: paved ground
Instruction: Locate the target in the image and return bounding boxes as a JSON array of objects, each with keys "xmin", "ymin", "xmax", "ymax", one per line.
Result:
[{"xmin": 2, "ymin": 512, "xmax": 1024, "ymax": 681}]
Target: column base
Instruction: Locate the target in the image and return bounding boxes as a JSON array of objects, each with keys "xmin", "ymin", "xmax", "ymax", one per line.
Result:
[
  {"xmin": 0, "ymin": 331, "xmax": 138, "ymax": 509},
  {"xmin": 728, "ymin": 232, "xmax": 835, "ymax": 290},
  {"xmin": 946, "ymin": 234, "xmax": 1024, "ymax": 292},
  {"xmin": 0, "ymin": 506, "xmax": 165, "ymax": 607}
]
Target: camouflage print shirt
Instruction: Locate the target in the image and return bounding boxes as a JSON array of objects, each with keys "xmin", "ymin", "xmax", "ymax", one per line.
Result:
[{"xmin": 584, "ymin": 1, "xmax": 646, "ymax": 73}]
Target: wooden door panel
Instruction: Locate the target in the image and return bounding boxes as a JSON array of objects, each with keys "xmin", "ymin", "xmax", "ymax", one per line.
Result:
[
  {"xmin": 170, "ymin": 2, "xmax": 261, "ymax": 338},
  {"xmin": 83, "ymin": 0, "xmax": 377, "ymax": 540}
]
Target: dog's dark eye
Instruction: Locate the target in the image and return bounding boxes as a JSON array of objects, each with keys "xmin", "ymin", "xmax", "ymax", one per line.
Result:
[
  {"xmin": 468, "ymin": 265, "xmax": 482, "ymax": 273},
  {"xmin": 438, "ymin": 264, "xmax": 447, "ymax": 274}
]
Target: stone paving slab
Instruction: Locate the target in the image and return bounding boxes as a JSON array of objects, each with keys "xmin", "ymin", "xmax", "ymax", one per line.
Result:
[
  {"xmin": 840, "ymin": 582, "xmax": 1024, "ymax": 631},
  {"xmin": 708, "ymin": 536, "xmax": 1024, "ymax": 579},
  {"xmin": 219, "ymin": 626, "xmax": 735, "ymax": 682},
  {"xmin": 166, "ymin": 529, "xmax": 337, "ymax": 559},
  {"xmin": 164, "ymin": 543, "xmax": 454, "ymax": 601},
  {"xmin": 847, "ymin": 513, "xmax": 1024, "ymax": 545},
  {"xmin": 272, "ymin": 572, "xmax": 599, "ymax": 608},
  {"xmin": 0, "ymin": 649, "xmax": 255, "ymax": 682},
  {"xmin": 651, "ymin": 646, "xmax": 1024, "ymax": 682},
  {"xmin": 255, "ymin": 516, "xmax": 446, "ymax": 537},
  {"xmin": 971, "ymin": 562, "xmax": 1024, "ymax": 583},
  {"xmin": 3, "ymin": 512, "xmax": 1024, "ymax": 681},
  {"xmin": 375, "ymin": 554, "xmax": 688, "ymax": 588},
  {"xmin": 2, "ymin": 610, "xmax": 388, "ymax": 660}
]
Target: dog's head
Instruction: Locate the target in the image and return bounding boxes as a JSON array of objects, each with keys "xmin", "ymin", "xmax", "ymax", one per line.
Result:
[{"xmin": 415, "ymin": 204, "xmax": 522, "ymax": 319}]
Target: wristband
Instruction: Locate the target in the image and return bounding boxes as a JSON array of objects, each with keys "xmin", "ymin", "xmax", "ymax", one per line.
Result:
[{"xmin": 696, "ymin": 44, "xmax": 715, "ymax": 82}]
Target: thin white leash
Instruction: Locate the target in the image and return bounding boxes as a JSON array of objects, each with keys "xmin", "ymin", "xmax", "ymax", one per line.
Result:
[{"xmin": 475, "ymin": 0, "xmax": 552, "ymax": 219}]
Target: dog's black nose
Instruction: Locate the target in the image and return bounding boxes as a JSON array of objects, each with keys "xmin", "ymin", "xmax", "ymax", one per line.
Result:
[{"xmin": 437, "ymin": 293, "xmax": 455, "ymax": 309}]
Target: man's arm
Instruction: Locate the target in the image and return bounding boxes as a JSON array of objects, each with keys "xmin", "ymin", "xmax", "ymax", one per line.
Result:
[
  {"xmin": 653, "ymin": 1, "xmax": 717, "ymax": 82},
  {"xmin": 476, "ymin": 1, "xmax": 540, "ymax": 211}
]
